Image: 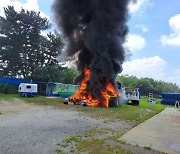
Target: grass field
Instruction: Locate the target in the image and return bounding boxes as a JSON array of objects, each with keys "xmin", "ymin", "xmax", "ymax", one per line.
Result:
[
  {"xmin": 0, "ymin": 93, "xmax": 64, "ymax": 106},
  {"xmin": 0, "ymin": 94, "xmax": 166, "ymax": 125},
  {"xmin": 75, "ymin": 96, "xmax": 166, "ymax": 125}
]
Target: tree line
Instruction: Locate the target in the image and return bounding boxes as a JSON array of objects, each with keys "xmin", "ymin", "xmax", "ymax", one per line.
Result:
[
  {"xmin": 117, "ymin": 75, "xmax": 180, "ymax": 97},
  {"xmin": 0, "ymin": 6, "xmax": 179, "ymax": 95},
  {"xmin": 0, "ymin": 6, "xmax": 77, "ymax": 84}
]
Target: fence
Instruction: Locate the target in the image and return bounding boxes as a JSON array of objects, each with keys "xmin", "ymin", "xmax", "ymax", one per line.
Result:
[{"xmin": 0, "ymin": 76, "xmax": 32, "ymax": 86}]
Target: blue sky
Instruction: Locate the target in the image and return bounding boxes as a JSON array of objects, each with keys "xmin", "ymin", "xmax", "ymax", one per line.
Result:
[{"xmin": 0, "ymin": 0, "xmax": 180, "ymax": 86}]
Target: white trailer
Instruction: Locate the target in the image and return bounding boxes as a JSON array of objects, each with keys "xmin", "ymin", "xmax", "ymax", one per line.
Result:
[{"xmin": 18, "ymin": 83, "xmax": 38, "ymax": 97}]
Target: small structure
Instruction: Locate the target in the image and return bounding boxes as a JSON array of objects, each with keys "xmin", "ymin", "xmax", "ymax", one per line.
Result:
[
  {"xmin": 52, "ymin": 83, "xmax": 79, "ymax": 98},
  {"xmin": 175, "ymin": 100, "xmax": 179, "ymax": 108},
  {"xmin": 161, "ymin": 92, "xmax": 180, "ymax": 106},
  {"xmin": 35, "ymin": 82, "xmax": 79, "ymax": 97},
  {"xmin": 18, "ymin": 83, "xmax": 38, "ymax": 97},
  {"xmin": 148, "ymin": 92, "xmax": 156, "ymax": 104}
]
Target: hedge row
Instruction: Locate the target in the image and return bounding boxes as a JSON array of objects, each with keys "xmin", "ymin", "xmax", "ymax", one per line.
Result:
[{"xmin": 0, "ymin": 84, "xmax": 18, "ymax": 94}]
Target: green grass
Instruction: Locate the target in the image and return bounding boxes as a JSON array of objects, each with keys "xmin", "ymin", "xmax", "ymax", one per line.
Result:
[
  {"xmin": 76, "ymin": 138, "xmax": 132, "ymax": 154},
  {"xmin": 0, "ymin": 93, "xmax": 17, "ymax": 101},
  {"xmin": 57, "ymin": 128, "xmax": 132, "ymax": 154},
  {"xmin": 56, "ymin": 149, "xmax": 67, "ymax": 154},
  {"xmin": 0, "ymin": 94, "xmax": 167, "ymax": 125},
  {"xmin": 85, "ymin": 128, "xmax": 110, "ymax": 137},
  {"xmin": 63, "ymin": 136, "xmax": 80, "ymax": 143},
  {"xmin": 0, "ymin": 93, "xmax": 64, "ymax": 106},
  {"xmin": 58, "ymin": 136, "xmax": 81, "ymax": 153},
  {"xmin": 76, "ymin": 97, "xmax": 166, "ymax": 125},
  {"xmin": 109, "ymin": 132, "xmax": 125, "ymax": 141},
  {"xmin": 144, "ymin": 145, "xmax": 152, "ymax": 150}
]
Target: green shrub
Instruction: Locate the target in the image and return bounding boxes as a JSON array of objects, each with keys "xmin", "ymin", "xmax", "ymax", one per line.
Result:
[{"xmin": 0, "ymin": 84, "xmax": 18, "ymax": 94}]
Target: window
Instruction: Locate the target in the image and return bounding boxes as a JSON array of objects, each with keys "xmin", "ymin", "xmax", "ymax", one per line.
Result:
[
  {"xmin": 19, "ymin": 87, "xmax": 21, "ymax": 90},
  {"xmin": 26, "ymin": 85, "xmax": 31, "ymax": 89}
]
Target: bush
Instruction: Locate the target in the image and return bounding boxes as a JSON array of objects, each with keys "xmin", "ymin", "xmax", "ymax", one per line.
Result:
[{"xmin": 0, "ymin": 84, "xmax": 18, "ymax": 94}]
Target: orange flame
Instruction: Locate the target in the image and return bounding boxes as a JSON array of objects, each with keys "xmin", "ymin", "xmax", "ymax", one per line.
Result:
[{"xmin": 70, "ymin": 66, "xmax": 119, "ymax": 107}]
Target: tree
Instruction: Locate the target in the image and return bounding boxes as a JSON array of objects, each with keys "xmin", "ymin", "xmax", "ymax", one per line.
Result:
[
  {"xmin": 59, "ymin": 67, "xmax": 78, "ymax": 84},
  {"xmin": 31, "ymin": 64, "xmax": 78, "ymax": 84},
  {"xmin": 117, "ymin": 75, "xmax": 138, "ymax": 87},
  {"xmin": 30, "ymin": 31, "xmax": 64, "ymax": 81},
  {"xmin": 31, "ymin": 64, "xmax": 62, "ymax": 82},
  {"xmin": 0, "ymin": 6, "xmax": 79, "ymax": 84},
  {"xmin": 117, "ymin": 75, "xmax": 180, "ymax": 96},
  {"xmin": 41, "ymin": 31, "xmax": 64, "ymax": 65},
  {"xmin": 0, "ymin": 6, "xmax": 51, "ymax": 78},
  {"xmin": 135, "ymin": 78, "xmax": 156, "ymax": 96}
]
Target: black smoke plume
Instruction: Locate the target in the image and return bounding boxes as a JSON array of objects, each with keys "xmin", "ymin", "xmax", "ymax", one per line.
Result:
[{"xmin": 53, "ymin": 0, "xmax": 130, "ymax": 106}]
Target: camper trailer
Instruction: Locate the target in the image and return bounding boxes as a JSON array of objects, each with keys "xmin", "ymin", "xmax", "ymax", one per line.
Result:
[{"xmin": 18, "ymin": 83, "xmax": 38, "ymax": 97}]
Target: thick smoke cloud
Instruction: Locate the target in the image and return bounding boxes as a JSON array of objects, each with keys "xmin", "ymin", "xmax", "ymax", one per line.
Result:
[{"xmin": 53, "ymin": 0, "xmax": 129, "ymax": 104}]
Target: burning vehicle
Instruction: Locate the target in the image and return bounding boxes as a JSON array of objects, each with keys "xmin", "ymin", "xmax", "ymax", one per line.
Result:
[
  {"xmin": 53, "ymin": 0, "xmax": 130, "ymax": 107},
  {"xmin": 64, "ymin": 86, "xmax": 140, "ymax": 107}
]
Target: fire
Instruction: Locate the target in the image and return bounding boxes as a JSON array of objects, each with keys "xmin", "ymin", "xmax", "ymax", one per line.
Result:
[{"xmin": 70, "ymin": 66, "xmax": 120, "ymax": 107}]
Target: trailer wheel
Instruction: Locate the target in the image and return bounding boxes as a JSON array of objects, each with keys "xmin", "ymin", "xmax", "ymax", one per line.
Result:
[
  {"xmin": 132, "ymin": 100, "xmax": 139, "ymax": 106},
  {"xmin": 136, "ymin": 100, "xmax": 140, "ymax": 106},
  {"xmin": 23, "ymin": 93, "xmax": 27, "ymax": 97}
]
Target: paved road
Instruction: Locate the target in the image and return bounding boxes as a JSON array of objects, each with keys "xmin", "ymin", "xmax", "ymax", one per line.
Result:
[{"xmin": 121, "ymin": 108, "xmax": 180, "ymax": 154}]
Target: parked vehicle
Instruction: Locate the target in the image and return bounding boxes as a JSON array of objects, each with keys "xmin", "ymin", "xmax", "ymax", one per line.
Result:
[
  {"xmin": 109, "ymin": 83, "xmax": 140, "ymax": 106},
  {"xmin": 18, "ymin": 83, "xmax": 38, "ymax": 97},
  {"xmin": 123, "ymin": 88, "xmax": 140, "ymax": 105}
]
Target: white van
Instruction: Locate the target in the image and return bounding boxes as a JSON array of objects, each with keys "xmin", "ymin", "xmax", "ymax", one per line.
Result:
[{"xmin": 18, "ymin": 83, "xmax": 38, "ymax": 97}]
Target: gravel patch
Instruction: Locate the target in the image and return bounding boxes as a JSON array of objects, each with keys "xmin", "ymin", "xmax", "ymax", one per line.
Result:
[{"xmin": 0, "ymin": 100, "xmax": 132, "ymax": 154}]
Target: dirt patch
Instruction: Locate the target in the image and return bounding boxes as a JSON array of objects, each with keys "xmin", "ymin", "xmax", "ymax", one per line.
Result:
[{"xmin": 0, "ymin": 98, "xmax": 41, "ymax": 115}]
